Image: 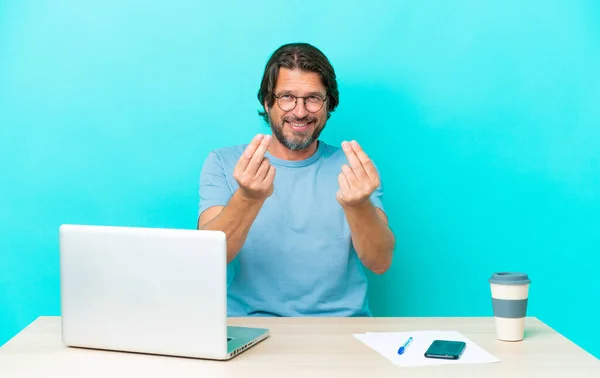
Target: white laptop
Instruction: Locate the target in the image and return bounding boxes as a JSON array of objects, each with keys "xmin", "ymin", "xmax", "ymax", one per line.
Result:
[{"xmin": 58, "ymin": 224, "xmax": 269, "ymax": 360}]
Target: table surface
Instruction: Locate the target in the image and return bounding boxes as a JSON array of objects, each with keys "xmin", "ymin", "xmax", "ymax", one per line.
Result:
[{"xmin": 0, "ymin": 316, "xmax": 598, "ymax": 377}]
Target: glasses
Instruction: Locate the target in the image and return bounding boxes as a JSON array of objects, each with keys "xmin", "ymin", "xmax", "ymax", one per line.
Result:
[{"xmin": 274, "ymin": 94, "xmax": 327, "ymax": 113}]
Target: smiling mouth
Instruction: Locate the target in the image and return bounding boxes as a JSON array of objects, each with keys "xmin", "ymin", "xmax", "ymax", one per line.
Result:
[{"xmin": 286, "ymin": 120, "xmax": 313, "ymax": 131}]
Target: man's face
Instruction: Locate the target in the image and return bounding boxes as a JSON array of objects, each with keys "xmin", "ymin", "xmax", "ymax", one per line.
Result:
[{"xmin": 265, "ymin": 68, "xmax": 328, "ymax": 151}]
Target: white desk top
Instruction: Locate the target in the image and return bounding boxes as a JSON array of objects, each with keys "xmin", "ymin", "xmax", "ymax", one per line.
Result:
[{"xmin": 0, "ymin": 316, "xmax": 598, "ymax": 377}]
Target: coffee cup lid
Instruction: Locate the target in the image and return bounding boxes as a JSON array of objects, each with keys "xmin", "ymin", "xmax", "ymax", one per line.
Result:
[{"xmin": 489, "ymin": 272, "xmax": 531, "ymax": 285}]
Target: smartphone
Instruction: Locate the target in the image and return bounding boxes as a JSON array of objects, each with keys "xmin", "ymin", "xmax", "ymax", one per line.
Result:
[{"xmin": 424, "ymin": 340, "xmax": 467, "ymax": 360}]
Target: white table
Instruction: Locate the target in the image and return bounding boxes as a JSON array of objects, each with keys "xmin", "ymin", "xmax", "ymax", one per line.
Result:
[{"xmin": 0, "ymin": 316, "xmax": 598, "ymax": 377}]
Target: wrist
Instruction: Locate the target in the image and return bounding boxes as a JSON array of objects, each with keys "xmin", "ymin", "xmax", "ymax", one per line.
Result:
[
  {"xmin": 235, "ymin": 189, "xmax": 266, "ymax": 208},
  {"xmin": 341, "ymin": 198, "xmax": 372, "ymax": 213}
]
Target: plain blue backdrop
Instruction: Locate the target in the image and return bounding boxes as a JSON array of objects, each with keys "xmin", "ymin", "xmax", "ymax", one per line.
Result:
[{"xmin": 1, "ymin": 0, "xmax": 599, "ymax": 358}]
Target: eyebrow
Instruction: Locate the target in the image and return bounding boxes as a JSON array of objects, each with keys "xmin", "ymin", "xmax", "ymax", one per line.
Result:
[{"xmin": 276, "ymin": 90, "xmax": 326, "ymax": 97}]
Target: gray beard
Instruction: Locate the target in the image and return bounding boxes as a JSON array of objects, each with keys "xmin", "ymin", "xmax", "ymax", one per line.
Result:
[{"xmin": 269, "ymin": 116, "xmax": 324, "ymax": 151}]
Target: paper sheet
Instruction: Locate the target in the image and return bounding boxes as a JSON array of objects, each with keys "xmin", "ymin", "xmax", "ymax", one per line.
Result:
[{"xmin": 353, "ymin": 330, "xmax": 500, "ymax": 367}]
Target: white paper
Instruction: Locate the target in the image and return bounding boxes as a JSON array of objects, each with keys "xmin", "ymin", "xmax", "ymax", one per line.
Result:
[{"xmin": 353, "ymin": 330, "xmax": 500, "ymax": 367}]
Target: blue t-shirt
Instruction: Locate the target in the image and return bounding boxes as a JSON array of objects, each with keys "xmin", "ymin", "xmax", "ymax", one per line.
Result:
[{"xmin": 198, "ymin": 140, "xmax": 385, "ymax": 317}]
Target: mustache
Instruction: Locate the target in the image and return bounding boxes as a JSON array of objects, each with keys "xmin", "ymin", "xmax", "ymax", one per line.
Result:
[{"xmin": 283, "ymin": 116, "xmax": 317, "ymax": 123}]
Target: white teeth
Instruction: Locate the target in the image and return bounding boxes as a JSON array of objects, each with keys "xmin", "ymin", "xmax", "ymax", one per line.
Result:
[{"xmin": 290, "ymin": 122, "xmax": 309, "ymax": 127}]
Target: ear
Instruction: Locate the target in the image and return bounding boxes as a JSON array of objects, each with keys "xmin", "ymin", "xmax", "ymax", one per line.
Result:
[{"xmin": 264, "ymin": 100, "xmax": 270, "ymax": 113}]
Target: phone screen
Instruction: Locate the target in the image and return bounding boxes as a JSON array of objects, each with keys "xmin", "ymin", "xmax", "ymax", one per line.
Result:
[{"xmin": 424, "ymin": 340, "xmax": 467, "ymax": 359}]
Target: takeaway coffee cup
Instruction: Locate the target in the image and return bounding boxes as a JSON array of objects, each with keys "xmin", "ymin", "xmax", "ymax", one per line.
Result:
[{"xmin": 489, "ymin": 272, "xmax": 531, "ymax": 341}]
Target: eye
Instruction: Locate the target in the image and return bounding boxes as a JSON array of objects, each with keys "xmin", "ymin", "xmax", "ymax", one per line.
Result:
[
  {"xmin": 279, "ymin": 95, "xmax": 294, "ymax": 101},
  {"xmin": 307, "ymin": 96, "xmax": 321, "ymax": 103}
]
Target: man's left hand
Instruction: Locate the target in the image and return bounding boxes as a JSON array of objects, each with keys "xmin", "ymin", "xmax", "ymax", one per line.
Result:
[{"xmin": 337, "ymin": 140, "xmax": 380, "ymax": 208}]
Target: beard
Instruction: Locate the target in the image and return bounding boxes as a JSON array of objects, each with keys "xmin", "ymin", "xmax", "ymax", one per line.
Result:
[{"xmin": 269, "ymin": 113, "xmax": 325, "ymax": 151}]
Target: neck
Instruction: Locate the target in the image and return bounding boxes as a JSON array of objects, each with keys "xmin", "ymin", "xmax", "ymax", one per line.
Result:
[{"xmin": 268, "ymin": 138, "xmax": 319, "ymax": 161}]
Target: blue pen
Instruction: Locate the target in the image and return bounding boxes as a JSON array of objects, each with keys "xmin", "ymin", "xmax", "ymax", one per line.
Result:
[{"xmin": 397, "ymin": 337, "xmax": 413, "ymax": 355}]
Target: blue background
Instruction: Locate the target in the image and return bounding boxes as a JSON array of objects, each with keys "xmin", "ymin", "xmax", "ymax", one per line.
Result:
[{"xmin": 1, "ymin": 0, "xmax": 599, "ymax": 358}]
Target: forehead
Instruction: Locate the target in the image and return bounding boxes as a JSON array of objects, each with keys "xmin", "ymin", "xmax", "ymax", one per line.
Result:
[{"xmin": 274, "ymin": 68, "xmax": 326, "ymax": 94}]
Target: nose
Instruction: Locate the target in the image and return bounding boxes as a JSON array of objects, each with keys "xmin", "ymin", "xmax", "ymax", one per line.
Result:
[{"xmin": 292, "ymin": 98, "xmax": 309, "ymax": 118}]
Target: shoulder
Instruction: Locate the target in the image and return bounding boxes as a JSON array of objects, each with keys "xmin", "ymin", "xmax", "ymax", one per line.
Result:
[
  {"xmin": 318, "ymin": 141, "xmax": 345, "ymax": 161},
  {"xmin": 318, "ymin": 140, "xmax": 383, "ymax": 172},
  {"xmin": 317, "ymin": 141, "xmax": 370, "ymax": 165},
  {"xmin": 202, "ymin": 144, "xmax": 247, "ymax": 169}
]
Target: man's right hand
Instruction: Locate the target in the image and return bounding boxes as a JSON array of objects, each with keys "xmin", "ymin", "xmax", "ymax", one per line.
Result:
[
  {"xmin": 200, "ymin": 133, "xmax": 276, "ymax": 262},
  {"xmin": 233, "ymin": 134, "xmax": 276, "ymax": 202}
]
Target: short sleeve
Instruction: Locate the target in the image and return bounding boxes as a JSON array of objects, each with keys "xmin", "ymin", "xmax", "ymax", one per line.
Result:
[
  {"xmin": 369, "ymin": 162, "xmax": 385, "ymax": 212},
  {"xmin": 198, "ymin": 151, "xmax": 233, "ymax": 218},
  {"xmin": 369, "ymin": 179, "xmax": 384, "ymax": 212}
]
